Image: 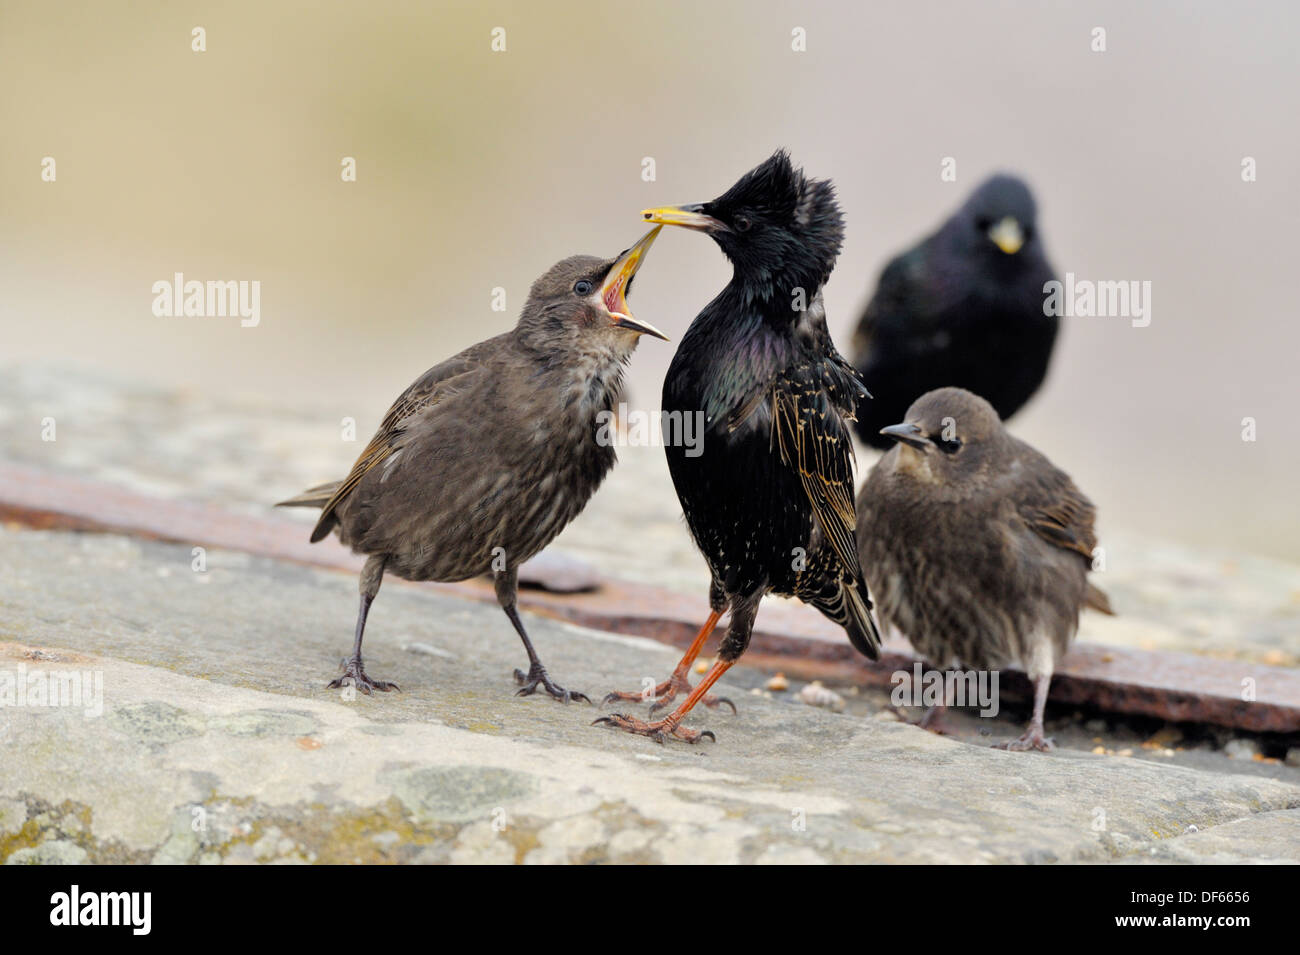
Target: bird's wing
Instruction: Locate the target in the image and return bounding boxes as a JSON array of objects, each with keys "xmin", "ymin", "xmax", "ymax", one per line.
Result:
[
  {"xmin": 853, "ymin": 239, "xmax": 978, "ymax": 360},
  {"xmin": 769, "ymin": 356, "xmax": 863, "ymax": 574},
  {"xmin": 1014, "ymin": 451, "xmax": 1100, "ymax": 564},
  {"xmin": 852, "ymin": 245, "xmax": 928, "ymax": 355},
  {"xmin": 1017, "ymin": 464, "xmax": 1115, "ymax": 615},
  {"xmin": 770, "ymin": 353, "xmax": 881, "ymax": 659},
  {"xmin": 310, "ymin": 349, "xmax": 488, "ymax": 542}
]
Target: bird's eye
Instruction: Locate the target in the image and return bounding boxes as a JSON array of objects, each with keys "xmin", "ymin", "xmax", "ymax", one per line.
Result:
[
  {"xmin": 574, "ymin": 280, "xmax": 593, "ymax": 295},
  {"xmin": 733, "ymin": 214, "xmax": 752, "ymax": 232},
  {"xmin": 937, "ymin": 436, "xmax": 962, "ymax": 454},
  {"xmin": 974, "ymin": 217, "xmax": 992, "ymax": 232}
]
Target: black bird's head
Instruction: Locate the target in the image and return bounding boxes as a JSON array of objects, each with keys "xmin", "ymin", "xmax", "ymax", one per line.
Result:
[
  {"xmin": 518, "ymin": 226, "xmax": 668, "ymax": 355},
  {"xmin": 641, "ymin": 150, "xmax": 844, "ymax": 301},
  {"xmin": 956, "ymin": 174, "xmax": 1040, "ymax": 262},
  {"xmin": 878, "ymin": 387, "xmax": 1009, "ymax": 491}
]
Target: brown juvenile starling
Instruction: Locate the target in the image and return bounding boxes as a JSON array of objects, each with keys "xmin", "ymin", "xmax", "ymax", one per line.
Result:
[
  {"xmin": 856, "ymin": 387, "xmax": 1113, "ymax": 750},
  {"xmin": 596, "ymin": 151, "xmax": 882, "ymax": 744},
  {"xmin": 850, "ymin": 175, "xmax": 1058, "ymax": 449},
  {"xmin": 278, "ymin": 227, "xmax": 666, "ymax": 702}
]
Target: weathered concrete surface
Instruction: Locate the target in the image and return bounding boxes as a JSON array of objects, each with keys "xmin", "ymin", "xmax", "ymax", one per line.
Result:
[
  {"xmin": 1121, "ymin": 809, "xmax": 1300, "ymax": 865},
  {"xmin": 2, "ymin": 529, "xmax": 1298, "ymax": 864}
]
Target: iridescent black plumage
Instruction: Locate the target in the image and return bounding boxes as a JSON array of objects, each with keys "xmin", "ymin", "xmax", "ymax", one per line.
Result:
[
  {"xmin": 597, "ymin": 152, "xmax": 881, "ymax": 744},
  {"xmin": 850, "ymin": 175, "xmax": 1058, "ymax": 449}
]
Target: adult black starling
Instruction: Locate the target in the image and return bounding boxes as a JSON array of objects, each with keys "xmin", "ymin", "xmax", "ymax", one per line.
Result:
[
  {"xmin": 597, "ymin": 151, "xmax": 881, "ymax": 743},
  {"xmin": 278, "ymin": 228, "xmax": 666, "ymax": 702},
  {"xmin": 850, "ymin": 175, "xmax": 1058, "ymax": 449},
  {"xmin": 856, "ymin": 387, "xmax": 1113, "ymax": 751}
]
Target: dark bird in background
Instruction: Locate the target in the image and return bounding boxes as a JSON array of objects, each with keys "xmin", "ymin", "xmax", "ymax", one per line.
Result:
[
  {"xmin": 597, "ymin": 151, "xmax": 881, "ymax": 743},
  {"xmin": 856, "ymin": 387, "xmax": 1113, "ymax": 751},
  {"xmin": 279, "ymin": 227, "xmax": 667, "ymax": 702},
  {"xmin": 850, "ymin": 175, "xmax": 1058, "ymax": 449}
]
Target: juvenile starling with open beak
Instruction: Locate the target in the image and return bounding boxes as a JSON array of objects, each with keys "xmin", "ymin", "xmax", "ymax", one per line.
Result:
[
  {"xmin": 856, "ymin": 387, "xmax": 1113, "ymax": 750},
  {"xmin": 597, "ymin": 152, "xmax": 881, "ymax": 743},
  {"xmin": 850, "ymin": 175, "xmax": 1058, "ymax": 449},
  {"xmin": 278, "ymin": 227, "xmax": 666, "ymax": 702}
]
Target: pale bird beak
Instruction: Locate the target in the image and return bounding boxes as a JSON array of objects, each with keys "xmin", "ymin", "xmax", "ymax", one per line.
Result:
[
  {"xmin": 641, "ymin": 203, "xmax": 729, "ymax": 233},
  {"xmin": 988, "ymin": 216, "xmax": 1024, "ymax": 255},
  {"xmin": 602, "ymin": 225, "xmax": 669, "ymax": 341},
  {"xmin": 879, "ymin": 422, "xmax": 930, "ymax": 451}
]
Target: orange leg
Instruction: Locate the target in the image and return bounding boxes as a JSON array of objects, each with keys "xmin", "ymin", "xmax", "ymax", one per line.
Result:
[
  {"xmin": 601, "ymin": 609, "xmax": 735, "ymax": 714},
  {"xmin": 595, "ymin": 657, "xmax": 736, "ymax": 744}
]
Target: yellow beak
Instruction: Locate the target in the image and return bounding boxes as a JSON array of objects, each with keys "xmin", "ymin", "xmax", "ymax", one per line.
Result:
[
  {"xmin": 988, "ymin": 216, "xmax": 1024, "ymax": 255},
  {"xmin": 601, "ymin": 225, "xmax": 668, "ymax": 341},
  {"xmin": 641, "ymin": 203, "xmax": 727, "ymax": 233}
]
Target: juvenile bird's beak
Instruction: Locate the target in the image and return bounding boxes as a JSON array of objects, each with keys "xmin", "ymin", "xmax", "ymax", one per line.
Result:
[
  {"xmin": 879, "ymin": 422, "xmax": 930, "ymax": 451},
  {"xmin": 641, "ymin": 203, "xmax": 729, "ymax": 234},
  {"xmin": 988, "ymin": 216, "xmax": 1024, "ymax": 255},
  {"xmin": 602, "ymin": 225, "xmax": 669, "ymax": 341}
]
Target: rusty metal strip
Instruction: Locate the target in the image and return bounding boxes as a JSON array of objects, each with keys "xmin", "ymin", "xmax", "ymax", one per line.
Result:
[{"xmin": 2, "ymin": 460, "xmax": 1297, "ymax": 732}]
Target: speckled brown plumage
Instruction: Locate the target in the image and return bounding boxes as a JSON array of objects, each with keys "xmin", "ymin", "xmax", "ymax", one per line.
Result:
[
  {"xmin": 856, "ymin": 387, "xmax": 1112, "ymax": 750},
  {"xmin": 279, "ymin": 229, "xmax": 665, "ymax": 701}
]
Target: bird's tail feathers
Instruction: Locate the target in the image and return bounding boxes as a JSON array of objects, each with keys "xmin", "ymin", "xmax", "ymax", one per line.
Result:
[
  {"xmin": 844, "ymin": 580, "xmax": 883, "ymax": 661},
  {"xmin": 275, "ymin": 481, "xmax": 341, "ymax": 509},
  {"xmin": 1085, "ymin": 583, "xmax": 1115, "ymax": 616},
  {"xmin": 806, "ymin": 567, "xmax": 883, "ymax": 661}
]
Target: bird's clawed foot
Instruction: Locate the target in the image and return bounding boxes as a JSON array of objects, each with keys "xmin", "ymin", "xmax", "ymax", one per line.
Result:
[
  {"xmin": 993, "ymin": 723, "xmax": 1054, "ymax": 752},
  {"xmin": 592, "ymin": 712, "xmax": 715, "ymax": 745},
  {"xmin": 601, "ymin": 670, "xmax": 736, "ymax": 716},
  {"xmin": 514, "ymin": 664, "xmax": 591, "ymax": 704},
  {"xmin": 328, "ymin": 656, "xmax": 400, "ymax": 695}
]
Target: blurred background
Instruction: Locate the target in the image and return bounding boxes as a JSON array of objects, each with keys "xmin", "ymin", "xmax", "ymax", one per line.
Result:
[{"xmin": 2, "ymin": 0, "xmax": 1298, "ymax": 561}]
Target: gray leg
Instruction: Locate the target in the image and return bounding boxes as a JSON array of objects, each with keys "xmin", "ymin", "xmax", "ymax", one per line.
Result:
[
  {"xmin": 329, "ymin": 555, "xmax": 399, "ymax": 694},
  {"xmin": 995, "ymin": 673, "xmax": 1054, "ymax": 752},
  {"xmin": 894, "ymin": 665, "xmax": 949, "ymax": 733},
  {"xmin": 918, "ymin": 699, "xmax": 948, "ymax": 732},
  {"xmin": 496, "ymin": 565, "xmax": 589, "ymax": 703}
]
